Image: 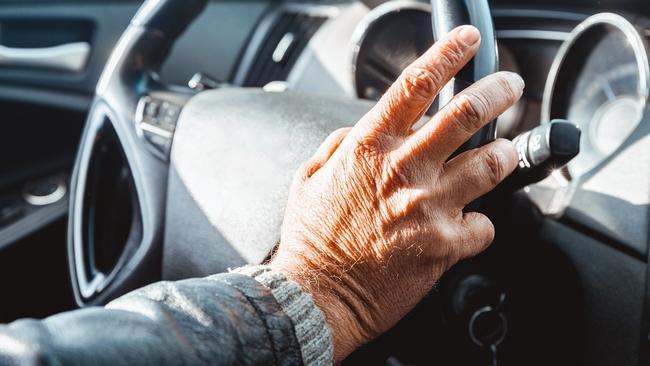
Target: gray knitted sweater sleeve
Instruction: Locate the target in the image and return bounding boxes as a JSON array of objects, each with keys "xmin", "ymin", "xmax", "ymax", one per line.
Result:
[
  {"xmin": 0, "ymin": 269, "xmax": 333, "ymax": 366},
  {"xmin": 233, "ymin": 265, "xmax": 334, "ymax": 365}
]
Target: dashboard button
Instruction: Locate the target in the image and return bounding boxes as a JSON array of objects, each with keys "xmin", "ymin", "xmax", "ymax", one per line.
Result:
[
  {"xmin": 142, "ymin": 128, "xmax": 172, "ymax": 156},
  {"xmin": 22, "ymin": 176, "xmax": 67, "ymax": 206},
  {"xmin": 135, "ymin": 95, "xmax": 184, "ymax": 161},
  {"xmin": 144, "ymin": 99, "xmax": 160, "ymax": 119}
]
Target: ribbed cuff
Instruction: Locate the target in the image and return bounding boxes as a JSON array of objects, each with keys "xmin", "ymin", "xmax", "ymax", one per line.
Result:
[{"xmin": 232, "ymin": 265, "xmax": 333, "ymax": 366}]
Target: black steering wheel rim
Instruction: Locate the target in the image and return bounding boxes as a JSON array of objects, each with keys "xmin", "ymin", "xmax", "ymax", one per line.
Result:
[{"xmin": 432, "ymin": 0, "xmax": 499, "ymax": 157}]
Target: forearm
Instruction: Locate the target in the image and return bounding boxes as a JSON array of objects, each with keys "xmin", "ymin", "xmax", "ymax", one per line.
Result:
[{"xmin": 0, "ymin": 273, "xmax": 311, "ymax": 366}]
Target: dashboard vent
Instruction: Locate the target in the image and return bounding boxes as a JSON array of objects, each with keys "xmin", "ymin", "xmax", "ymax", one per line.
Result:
[{"xmin": 243, "ymin": 11, "xmax": 326, "ymax": 87}]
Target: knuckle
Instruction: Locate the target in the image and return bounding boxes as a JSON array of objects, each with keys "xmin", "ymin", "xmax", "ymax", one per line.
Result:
[
  {"xmin": 353, "ymin": 134, "xmax": 382, "ymax": 161},
  {"xmin": 375, "ymin": 157, "xmax": 414, "ymax": 198},
  {"xmin": 390, "ymin": 187, "xmax": 429, "ymax": 219},
  {"xmin": 424, "ymin": 229, "xmax": 453, "ymax": 261},
  {"xmin": 484, "ymin": 148, "xmax": 506, "ymax": 186},
  {"xmin": 385, "ymin": 155, "xmax": 414, "ymax": 186},
  {"xmin": 411, "ymin": 190, "xmax": 432, "ymax": 213},
  {"xmin": 471, "ymin": 214, "xmax": 495, "ymax": 250},
  {"xmin": 298, "ymin": 161, "xmax": 317, "ymax": 179},
  {"xmin": 494, "ymin": 73, "xmax": 519, "ymax": 103},
  {"xmin": 400, "ymin": 67, "xmax": 441, "ymax": 102},
  {"xmin": 292, "ymin": 163, "xmax": 311, "ymax": 184},
  {"xmin": 437, "ymin": 40, "xmax": 466, "ymax": 70},
  {"xmin": 474, "ymin": 213, "xmax": 495, "ymax": 237},
  {"xmin": 439, "ymin": 226, "xmax": 457, "ymax": 246},
  {"xmin": 462, "ymin": 214, "xmax": 495, "ymax": 257},
  {"xmin": 469, "ymin": 92, "xmax": 492, "ymax": 121},
  {"xmin": 483, "ymin": 219, "xmax": 496, "ymax": 244},
  {"xmin": 449, "ymin": 94, "xmax": 487, "ymax": 134}
]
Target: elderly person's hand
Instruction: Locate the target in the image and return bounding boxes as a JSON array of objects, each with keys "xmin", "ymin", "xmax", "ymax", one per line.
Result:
[{"xmin": 269, "ymin": 25, "xmax": 524, "ymax": 362}]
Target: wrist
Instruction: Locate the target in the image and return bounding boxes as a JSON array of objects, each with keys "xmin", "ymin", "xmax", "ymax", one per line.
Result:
[
  {"xmin": 233, "ymin": 265, "xmax": 333, "ymax": 365},
  {"xmin": 269, "ymin": 258, "xmax": 370, "ymax": 363}
]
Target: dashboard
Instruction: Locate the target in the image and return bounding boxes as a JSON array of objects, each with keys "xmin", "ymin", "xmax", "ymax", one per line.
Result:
[{"xmin": 0, "ymin": 0, "xmax": 649, "ymax": 365}]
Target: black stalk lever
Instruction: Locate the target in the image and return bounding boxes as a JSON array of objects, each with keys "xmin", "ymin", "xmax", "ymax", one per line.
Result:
[{"xmin": 499, "ymin": 119, "xmax": 581, "ymax": 192}]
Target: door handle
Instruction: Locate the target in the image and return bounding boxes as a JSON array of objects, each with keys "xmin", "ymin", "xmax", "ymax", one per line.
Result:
[{"xmin": 0, "ymin": 42, "xmax": 90, "ymax": 72}]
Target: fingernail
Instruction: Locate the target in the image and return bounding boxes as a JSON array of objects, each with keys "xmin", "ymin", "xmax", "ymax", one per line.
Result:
[
  {"xmin": 458, "ymin": 26, "xmax": 480, "ymax": 46},
  {"xmin": 494, "ymin": 138, "xmax": 519, "ymax": 169},
  {"xmin": 504, "ymin": 71, "xmax": 525, "ymax": 91}
]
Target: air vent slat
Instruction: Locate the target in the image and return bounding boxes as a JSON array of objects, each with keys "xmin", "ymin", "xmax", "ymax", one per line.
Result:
[
  {"xmin": 244, "ymin": 11, "xmax": 327, "ymax": 87},
  {"xmin": 247, "ymin": 14, "xmax": 295, "ymax": 85}
]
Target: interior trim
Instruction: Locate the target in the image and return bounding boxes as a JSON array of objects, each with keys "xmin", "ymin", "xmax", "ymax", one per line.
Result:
[
  {"xmin": 496, "ymin": 29, "xmax": 569, "ymax": 41},
  {"xmin": 0, "ymin": 42, "xmax": 90, "ymax": 72}
]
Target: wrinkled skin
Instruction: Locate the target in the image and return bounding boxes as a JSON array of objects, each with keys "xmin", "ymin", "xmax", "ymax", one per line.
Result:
[{"xmin": 269, "ymin": 25, "xmax": 524, "ymax": 362}]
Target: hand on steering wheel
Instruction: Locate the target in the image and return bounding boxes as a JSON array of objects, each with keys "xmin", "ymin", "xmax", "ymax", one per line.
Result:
[{"xmin": 269, "ymin": 25, "xmax": 524, "ymax": 362}]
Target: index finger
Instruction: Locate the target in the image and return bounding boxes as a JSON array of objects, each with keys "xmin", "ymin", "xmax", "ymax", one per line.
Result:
[
  {"xmin": 355, "ymin": 25, "xmax": 482, "ymax": 137},
  {"xmin": 401, "ymin": 71, "xmax": 524, "ymax": 164}
]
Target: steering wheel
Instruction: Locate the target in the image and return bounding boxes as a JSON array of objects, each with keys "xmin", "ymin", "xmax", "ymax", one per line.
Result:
[
  {"xmin": 432, "ymin": 0, "xmax": 498, "ymax": 156},
  {"xmin": 67, "ymin": 0, "xmax": 498, "ymax": 307}
]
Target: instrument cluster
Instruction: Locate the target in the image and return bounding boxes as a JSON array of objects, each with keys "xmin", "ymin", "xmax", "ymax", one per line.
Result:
[{"xmin": 542, "ymin": 13, "xmax": 649, "ymax": 179}]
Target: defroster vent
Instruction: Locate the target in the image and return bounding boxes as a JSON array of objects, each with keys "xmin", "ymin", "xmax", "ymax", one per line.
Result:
[{"xmin": 244, "ymin": 11, "xmax": 326, "ymax": 87}]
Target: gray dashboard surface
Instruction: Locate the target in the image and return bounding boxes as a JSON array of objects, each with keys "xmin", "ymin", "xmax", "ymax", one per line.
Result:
[
  {"xmin": 541, "ymin": 220, "xmax": 646, "ymax": 366},
  {"xmin": 559, "ymin": 103, "xmax": 650, "ymax": 259},
  {"xmin": 163, "ymin": 88, "xmax": 373, "ymax": 280}
]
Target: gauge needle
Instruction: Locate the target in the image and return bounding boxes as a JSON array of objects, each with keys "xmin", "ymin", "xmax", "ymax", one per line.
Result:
[{"xmin": 601, "ymin": 79, "xmax": 616, "ymax": 101}]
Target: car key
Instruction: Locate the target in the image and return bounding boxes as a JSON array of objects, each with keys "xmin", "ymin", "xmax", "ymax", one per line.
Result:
[{"xmin": 468, "ymin": 293, "xmax": 507, "ymax": 366}]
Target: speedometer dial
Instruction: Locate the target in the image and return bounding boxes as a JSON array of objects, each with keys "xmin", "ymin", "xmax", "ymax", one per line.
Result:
[
  {"xmin": 542, "ymin": 13, "xmax": 649, "ymax": 178},
  {"xmin": 572, "ymin": 62, "xmax": 642, "ymax": 152}
]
